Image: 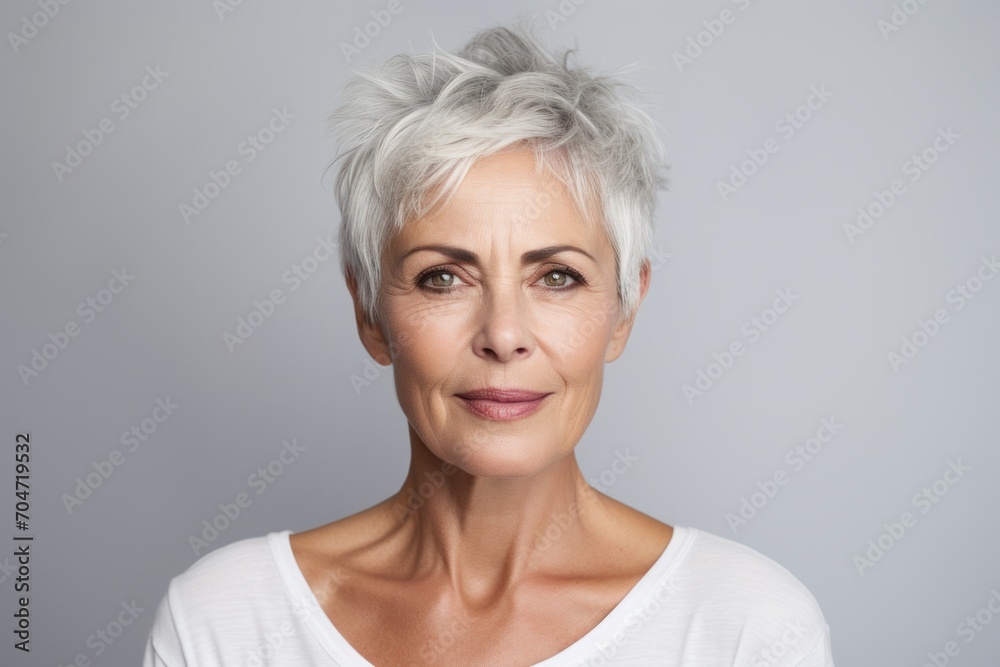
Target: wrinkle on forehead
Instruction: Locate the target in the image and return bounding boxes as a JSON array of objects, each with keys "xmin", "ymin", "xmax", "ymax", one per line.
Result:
[
  {"xmin": 389, "ymin": 148, "xmax": 608, "ymax": 268},
  {"xmin": 427, "ymin": 148, "xmax": 599, "ymax": 217}
]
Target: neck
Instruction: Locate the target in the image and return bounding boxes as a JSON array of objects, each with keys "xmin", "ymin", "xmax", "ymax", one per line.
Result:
[{"xmin": 386, "ymin": 427, "xmax": 604, "ymax": 605}]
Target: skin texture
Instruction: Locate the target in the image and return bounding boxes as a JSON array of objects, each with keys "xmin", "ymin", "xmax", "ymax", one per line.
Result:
[{"xmin": 291, "ymin": 146, "xmax": 673, "ymax": 666}]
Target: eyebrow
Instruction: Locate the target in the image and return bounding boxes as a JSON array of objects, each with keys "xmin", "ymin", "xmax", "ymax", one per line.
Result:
[{"xmin": 400, "ymin": 244, "xmax": 596, "ymax": 265}]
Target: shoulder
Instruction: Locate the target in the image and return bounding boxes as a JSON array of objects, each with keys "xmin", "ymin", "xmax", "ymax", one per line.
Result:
[
  {"xmin": 681, "ymin": 527, "xmax": 824, "ymax": 608},
  {"xmin": 166, "ymin": 532, "xmax": 289, "ymax": 621},
  {"xmin": 177, "ymin": 532, "xmax": 277, "ymax": 587},
  {"xmin": 672, "ymin": 527, "xmax": 831, "ymax": 663},
  {"xmin": 145, "ymin": 532, "xmax": 294, "ymax": 665}
]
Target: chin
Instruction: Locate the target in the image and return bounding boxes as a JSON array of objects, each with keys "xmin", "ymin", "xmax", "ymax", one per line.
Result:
[{"xmin": 442, "ymin": 434, "xmax": 568, "ymax": 478}]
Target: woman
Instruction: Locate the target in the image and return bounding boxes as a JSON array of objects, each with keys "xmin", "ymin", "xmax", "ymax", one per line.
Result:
[{"xmin": 144, "ymin": 18, "xmax": 834, "ymax": 666}]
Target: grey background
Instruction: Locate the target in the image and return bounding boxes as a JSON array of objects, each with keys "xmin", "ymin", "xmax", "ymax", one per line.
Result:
[{"xmin": 2, "ymin": 0, "xmax": 998, "ymax": 665}]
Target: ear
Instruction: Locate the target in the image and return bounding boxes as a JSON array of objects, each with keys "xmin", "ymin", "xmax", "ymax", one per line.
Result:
[
  {"xmin": 605, "ymin": 259, "xmax": 651, "ymax": 363},
  {"xmin": 345, "ymin": 271, "xmax": 392, "ymax": 366}
]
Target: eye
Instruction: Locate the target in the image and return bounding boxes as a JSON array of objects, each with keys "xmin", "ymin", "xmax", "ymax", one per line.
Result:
[
  {"xmin": 427, "ymin": 271, "xmax": 457, "ymax": 288},
  {"xmin": 541, "ymin": 266, "xmax": 587, "ymax": 289},
  {"xmin": 417, "ymin": 267, "xmax": 464, "ymax": 292},
  {"xmin": 416, "ymin": 265, "xmax": 588, "ymax": 292}
]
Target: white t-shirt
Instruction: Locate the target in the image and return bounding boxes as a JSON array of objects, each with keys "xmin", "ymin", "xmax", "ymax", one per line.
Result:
[{"xmin": 142, "ymin": 525, "xmax": 835, "ymax": 666}]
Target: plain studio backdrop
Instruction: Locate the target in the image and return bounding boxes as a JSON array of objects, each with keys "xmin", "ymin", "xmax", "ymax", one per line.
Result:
[{"xmin": 2, "ymin": 1, "xmax": 999, "ymax": 665}]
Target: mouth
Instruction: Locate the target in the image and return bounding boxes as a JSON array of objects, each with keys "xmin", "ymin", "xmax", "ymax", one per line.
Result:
[{"xmin": 455, "ymin": 388, "xmax": 552, "ymax": 421}]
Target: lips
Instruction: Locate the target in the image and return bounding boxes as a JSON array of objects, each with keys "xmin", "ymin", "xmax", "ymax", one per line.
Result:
[
  {"xmin": 456, "ymin": 388, "xmax": 550, "ymax": 402},
  {"xmin": 455, "ymin": 388, "xmax": 552, "ymax": 421}
]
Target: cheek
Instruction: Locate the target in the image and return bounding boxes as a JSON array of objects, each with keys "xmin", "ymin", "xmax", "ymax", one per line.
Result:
[
  {"xmin": 384, "ymin": 305, "xmax": 461, "ymax": 384},
  {"xmin": 543, "ymin": 299, "xmax": 618, "ymax": 372}
]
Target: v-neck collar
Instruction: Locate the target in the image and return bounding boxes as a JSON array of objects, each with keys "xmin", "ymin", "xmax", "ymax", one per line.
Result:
[{"xmin": 269, "ymin": 525, "xmax": 695, "ymax": 666}]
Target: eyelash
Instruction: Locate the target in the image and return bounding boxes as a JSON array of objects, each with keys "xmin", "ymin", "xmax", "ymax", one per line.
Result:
[{"xmin": 416, "ymin": 265, "xmax": 588, "ymax": 293}]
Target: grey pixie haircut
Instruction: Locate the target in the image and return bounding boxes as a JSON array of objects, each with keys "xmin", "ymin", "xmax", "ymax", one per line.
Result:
[{"xmin": 329, "ymin": 16, "xmax": 669, "ymax": 328}]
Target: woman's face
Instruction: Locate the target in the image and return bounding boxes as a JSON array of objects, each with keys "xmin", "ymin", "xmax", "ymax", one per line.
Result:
[{"xmin": 350, "ymin": 147, "xmax": 649, "ymax": 477}]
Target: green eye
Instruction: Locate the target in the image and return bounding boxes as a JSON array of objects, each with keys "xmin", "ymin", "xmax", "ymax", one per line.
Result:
[
  {"xmin": 544, "ymin": 266, "xmax": 587, "ymax": 288},
  {"xmin": 543, "ymin": 270, "xmax": 570, "ymax": 287},
  {"xmin": 426, "ymin": 272, "xmax": 455, "ymax": 288},
  {"xmin": 417, "ymin": 265, "xmax": 588, "ymax": 293}
]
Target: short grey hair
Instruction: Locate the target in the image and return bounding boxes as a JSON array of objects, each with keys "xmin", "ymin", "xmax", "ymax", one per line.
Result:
[{"xmin": 328, "ymin": 15, "xmax": 669, "ymax": 328}]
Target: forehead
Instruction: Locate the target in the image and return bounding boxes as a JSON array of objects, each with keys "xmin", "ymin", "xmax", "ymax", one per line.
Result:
[
  {"xmin": 461, "ymin": 148, "xmax": 560, "ymax": 194},
  {"xmin": 395, "ymin": 148, "xmax": 602, "ymax": 248}
]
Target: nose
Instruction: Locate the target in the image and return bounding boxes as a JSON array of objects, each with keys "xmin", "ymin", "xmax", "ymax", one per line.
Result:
[{"xmin": 472, "ymin": 283, "xmax": 534, "ymax": 363}]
